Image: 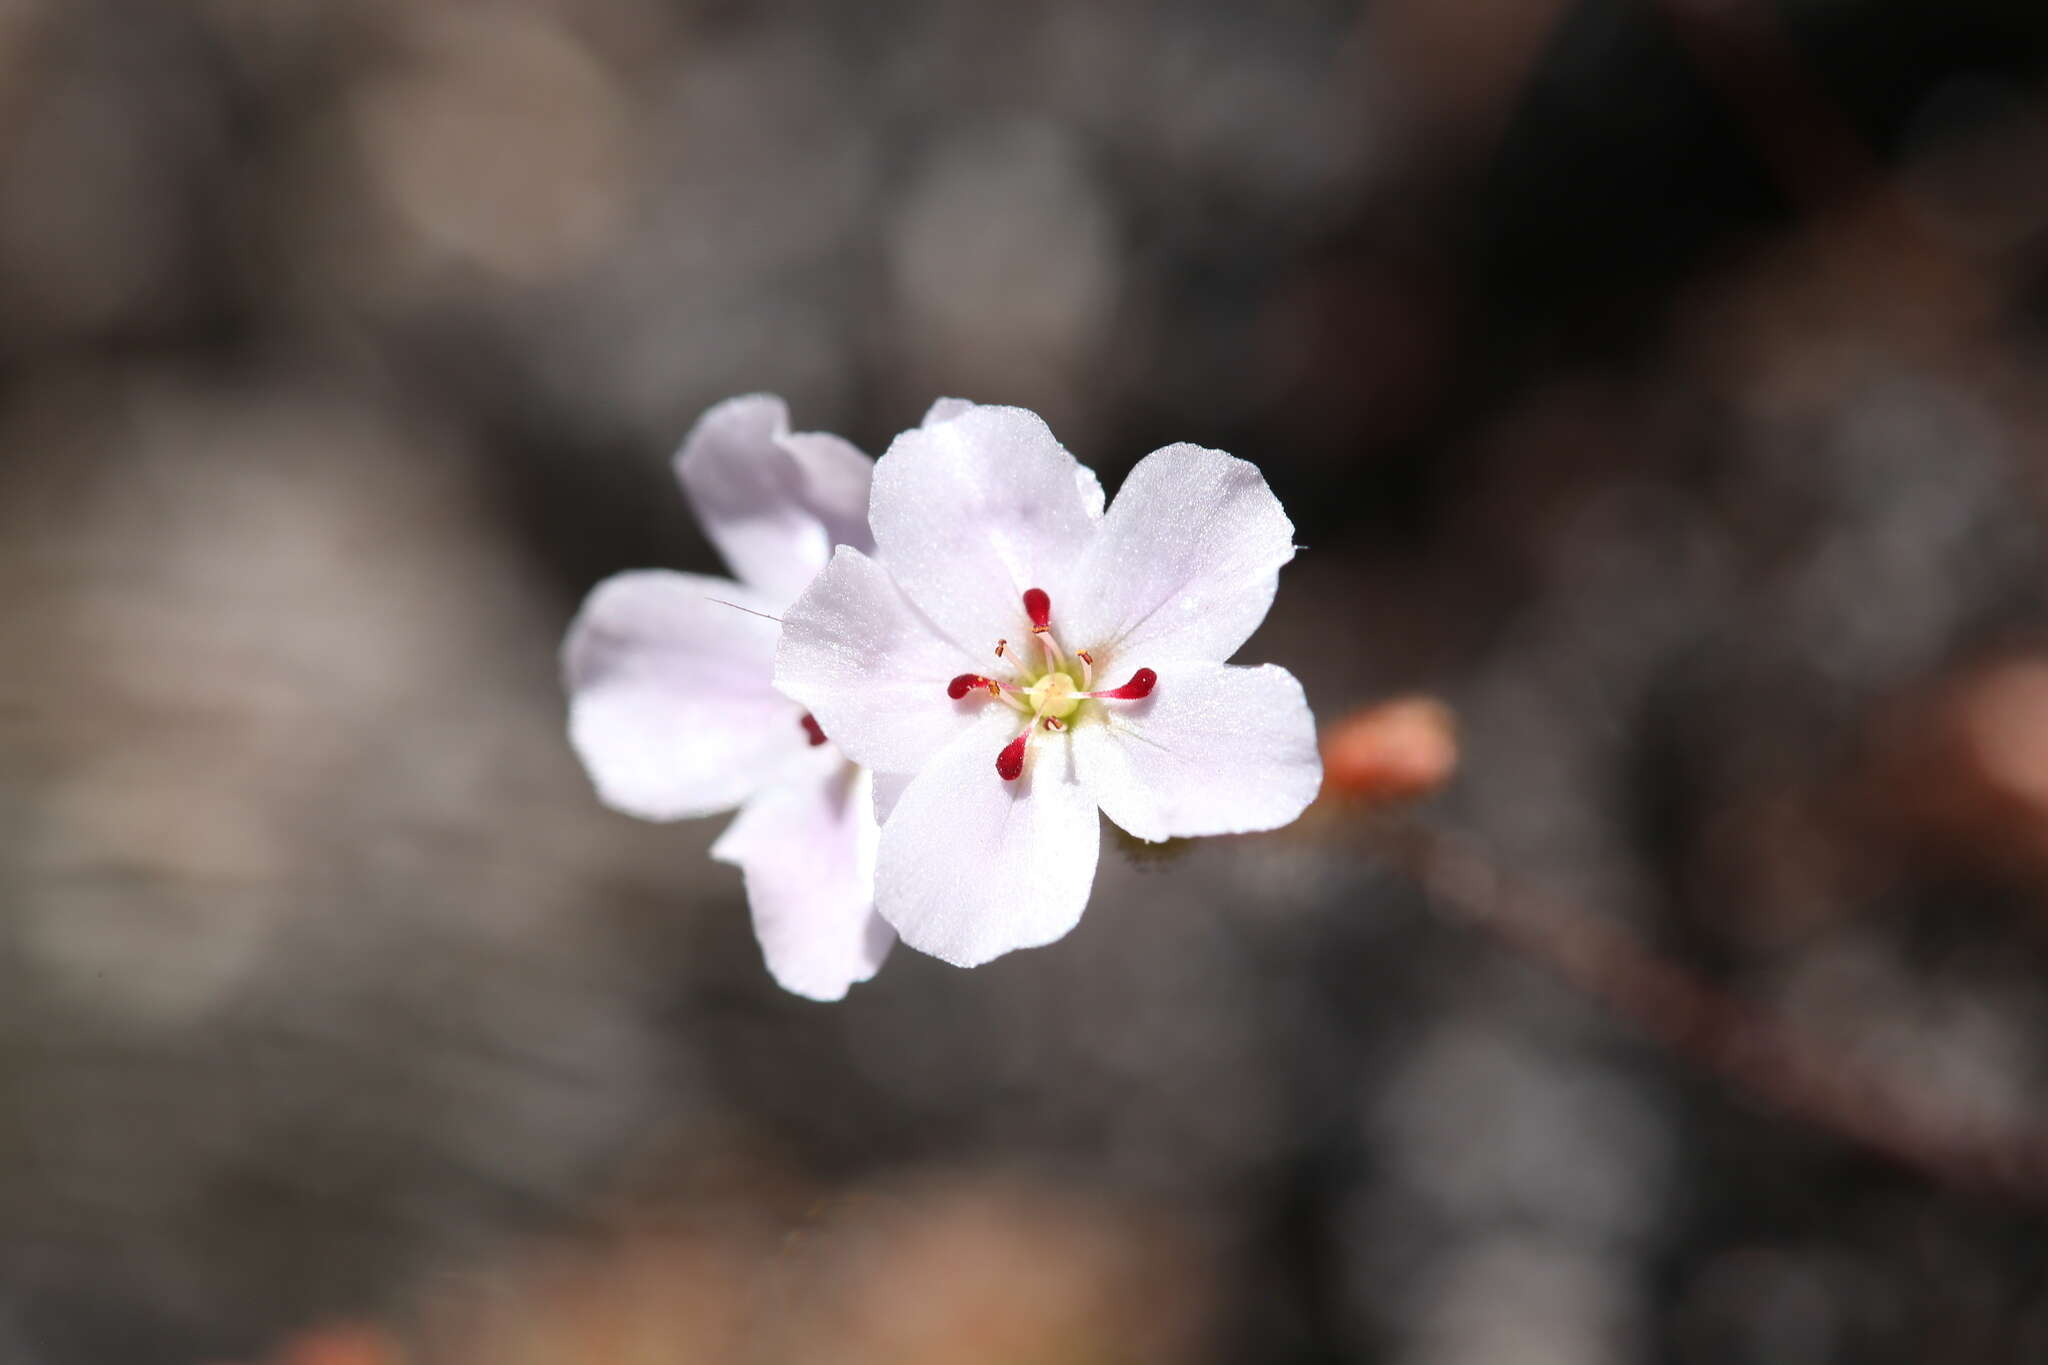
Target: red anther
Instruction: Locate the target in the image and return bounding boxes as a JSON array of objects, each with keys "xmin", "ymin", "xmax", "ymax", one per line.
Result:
[
  {"xmin": 1023, "ymin": 587, "xmax": 1052, "ymax": 629},
  {"xmin": 1042, "ymin": 715, "xmax": 1065, "ymax": 731},
  {"xmin": 995, "ymin": 639, "xmax": 1008, "ymax": 658},
  {"xmin": 1094, "ymin": 667, "xmax": 1157, "ymax": 700},
  {"xmin": 801, "ymin": 714, "xmax": 827, "ymax": 746},
  {"xmin": 1077, "ymin": 650, "xmax": 1094, "ymax": 665},
  {"xmin": 996, "ymin": 732, "xmax": 1028, "ymax": 781},
  {"xmin": 948, "ymin": 673, "xmax": 993, "ymax": 700}
]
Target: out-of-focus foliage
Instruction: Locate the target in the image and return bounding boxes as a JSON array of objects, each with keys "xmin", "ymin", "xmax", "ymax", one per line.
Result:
[{"xmin": 9, "ymin": 0, "xmax": 2048, "ymax": 1361}]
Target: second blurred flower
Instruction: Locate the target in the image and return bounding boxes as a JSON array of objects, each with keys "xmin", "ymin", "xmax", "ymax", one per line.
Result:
[{"xmin": 562, "ymin": 396, "xmax": 892, "ymax": 1001}]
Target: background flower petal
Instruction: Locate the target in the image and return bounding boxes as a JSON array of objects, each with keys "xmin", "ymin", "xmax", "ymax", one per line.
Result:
[
  {"xmin": 872, "ymin": 770, "xmax": 914, "ymax": 825},
  {"xmin": 675, "ymin": 393, "xmax": 873, "ymax": 607},
  {"xmin": 712, "ymin": 753, "xmax": 893, "ymax": 1002},
  {"xmin": 1072, "ymin": 661, "xmax": 1321, "ymax": 842},
  {"xmin": 776, "ymin": 546, "xmax": 985, "ymax": 774},
  {"xmin": 1064, "ymin": 443, "xmax": 1296, "ymax": 664},
  {"xmin": 564, "ymin": 570, "xmax": 805, "ymax": 819},
  {"xmin": 868, "ymin": 404, "xmax": 1099, "ymax": 655},
  {"xmin": 874, "ymin": 710, "xmax": 1100, "ymax": 967}
]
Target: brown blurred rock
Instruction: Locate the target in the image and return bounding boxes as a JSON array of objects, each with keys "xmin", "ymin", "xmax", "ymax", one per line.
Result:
[
  {"xmin": 348, "ymin": 10, "xmax": 631, "ymax": 283},
  {"xmin": 416, "ymin": 1169, "xmax": 1207, "ymax": 1365},
  {"xmin": 271, "ymin": 1322, "xmax": 407, "ymax": 1365},
  {"xmin": 775, "ymin": 1173, "xmax": 1208, "ymax": 1365}
]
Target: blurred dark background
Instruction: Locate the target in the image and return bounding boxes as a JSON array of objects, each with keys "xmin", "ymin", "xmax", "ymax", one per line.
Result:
[{"xmin": 9, "ymin": 0, "xmax": 2048, "ymax": 1361}]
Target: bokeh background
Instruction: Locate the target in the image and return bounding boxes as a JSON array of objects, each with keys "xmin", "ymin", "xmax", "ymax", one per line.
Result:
[{"xmin": 8, "ymin": 0, "xmax": 2048, "ymax": 1360}]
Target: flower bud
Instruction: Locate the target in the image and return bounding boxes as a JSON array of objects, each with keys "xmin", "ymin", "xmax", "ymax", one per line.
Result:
[{"xmin": 1320, "ymin": 695, "xmax": 1459, "ymax": 804}]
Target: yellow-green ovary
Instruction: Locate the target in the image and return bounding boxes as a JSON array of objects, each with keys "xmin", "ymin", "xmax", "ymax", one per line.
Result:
[{"xmin": 1025, "ymin": 670, "xmax": 1082, "ymax": 720}]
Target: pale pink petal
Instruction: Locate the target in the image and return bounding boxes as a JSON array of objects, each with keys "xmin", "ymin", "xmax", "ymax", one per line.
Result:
[
  {"xmin": 675, "ymin": 394, "xmax": 873, "ymax": 607},
  {"xmin": 779, "ymin": 429, "xmax": 874, "ymax": 548},
  {"xmin": 1070, "ymin": 661, "xmax": 1321, "ymax": 842},
  {"xmin": 920, "ymin": 396, "xmax": 976, "ymax": 427},
  {"xmin": 1074, "ymin": 464, "xmax": 1108, "ymax": 521},
  {"xmin": 921, "ymin": 396, "xmax": 1105, "ymax": 518},
  {"xmin": 874, "ymin": 710, "xmax": 1100, "ymax": 967},
  {"xmin": 1064, "ymin": 443, "xmax": 1296, "ymax": 664},
  {"xmin": 868, "ymin": 404, "xmax": 1099, "ymax": 656},
  {"xmin": 776, "ymin": 546, "xmax": 988, "ymax": 774},
  {"xmin": 712, "ymin": 752, "xmax": 893, "ymax": 1001},
  {"xmin": 872, "ymin": 770, "xmax": 914, "ymax": 826},
  {"xmin": 564, "ymin": 571, "xmax": 806, "ymax": 820}
]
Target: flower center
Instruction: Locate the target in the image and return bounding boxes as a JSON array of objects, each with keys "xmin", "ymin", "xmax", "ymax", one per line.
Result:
[
  {"xmin": 944, "ymin": 588, "xmax": 1156, "ymax": 782},
  {"xmin": 1025, "ymin": 670, "xmax": 1081, "ymax": 720}
]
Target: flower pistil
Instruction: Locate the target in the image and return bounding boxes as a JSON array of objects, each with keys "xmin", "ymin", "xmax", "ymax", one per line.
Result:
[{"xmin": 949, "ymin": 588, "xmax": 1157, "ymax": 781}]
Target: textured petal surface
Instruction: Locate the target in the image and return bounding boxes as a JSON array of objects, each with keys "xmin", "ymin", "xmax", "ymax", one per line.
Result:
[
  {"xmin": 1070, "ymin": 661, "xmax": 1321, "ymax": 842},
  {"xmin": 875, "ymin": 710, "xmax": 1100, "ymax": 967},
  {"xmin": 1074, "ymin": 463, "xmax": 1108, "ymax": 521},
  {"xmin": 868, "ymin": 404, "xmax": 1099, "ymax": 655},
  {"xmin": 564, "ymin": 571, "xmax": 804, "ymax": 820},
  {"xmin": 920, "ymin": 397, "xmax": 1104, "ymax": 517},
  {"xmin": 675, "ymin": 393, "xmax": 873, "ymax": 606},
  {"xmin": 1065, "ymin": 443, "xmax": 1296, "ymax": 664},
  {"xmin": 776, "ymin": 547, "xmax": 986, "ymax": 774},
  {"xmin": 712, "ymin": 751, "xmax": 893, "ymax": 1002}
]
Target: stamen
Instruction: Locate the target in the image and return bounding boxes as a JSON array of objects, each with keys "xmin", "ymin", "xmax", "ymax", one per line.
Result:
[
  {"xmin": 994, "ymin": 639, "xmax": 1008, "ymax": 659},
  {"xmin": 1022, "ymin": 589, "xmax": 1065, "ymax": 668},
  {"xmin": 996, "ymin": 732, "xmax": 1028, "ymax": 781},
  {"xmin": 800, "ymin": 714, "xmax": 827, "ymax": 746},
  {"xmin": 1087, "ymin": 667, "xmax": 1156, "ymax": 701},
  {"xmin": 950, "ymin": 672, "xmax": 1031, "ymax": 713},
  {"xmin": 1042, "ymin": 715, "xmax": 1065, "ymax": 732},
  {"xmin": 1076, "ymin": 649, "xmax": 1094, "ymax": 690}
]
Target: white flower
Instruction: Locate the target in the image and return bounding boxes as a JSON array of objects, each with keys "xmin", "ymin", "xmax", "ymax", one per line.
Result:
[
  {"xmin": 775, "ymin": 400, "xmax": 1322, "ymax": 968},
  {"xmin": 562, "ymin": 395, "xmax": 894, "ymax": 1001}
]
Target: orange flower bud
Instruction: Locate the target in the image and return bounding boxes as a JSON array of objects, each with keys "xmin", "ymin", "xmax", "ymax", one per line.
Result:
[{"xmin": 1320, "ymin": 695, "xmax": 1459, "ymax": 804}]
